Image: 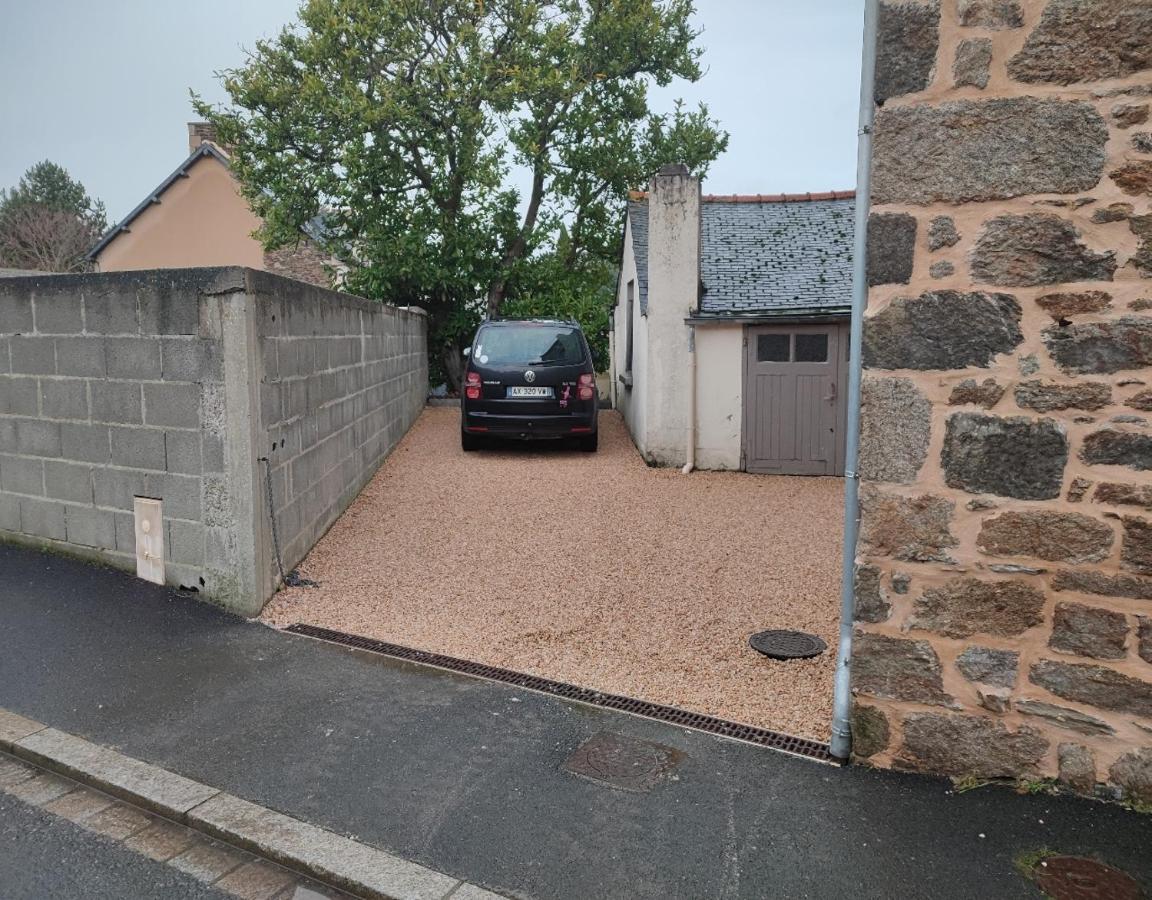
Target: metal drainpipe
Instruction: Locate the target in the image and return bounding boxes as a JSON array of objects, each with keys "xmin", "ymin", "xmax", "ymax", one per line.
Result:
[
  {"xmin": 682, "ymin": 324, "xmax": 696, "ymax": 475},
  {"xmin": 830, "ymin": 0, "xmax": 880, "ymax": 763}
]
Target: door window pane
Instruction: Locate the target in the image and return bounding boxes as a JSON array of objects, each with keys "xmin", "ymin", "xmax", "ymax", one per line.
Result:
[
  {"xmin": 794, "ymin": 333, "xmax": 829, "ymax": 362},
  {"xmin": 756, "ymin": 334, "xmax": 790, "ymax": 362}
]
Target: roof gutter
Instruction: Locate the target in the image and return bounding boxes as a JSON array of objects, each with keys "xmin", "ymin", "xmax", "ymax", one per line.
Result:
[{"xmin": 830, "ymin": 0, "xmax": 879, "ymax": 764}]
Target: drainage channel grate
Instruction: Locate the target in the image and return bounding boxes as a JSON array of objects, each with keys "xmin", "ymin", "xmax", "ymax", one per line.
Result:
[{"xmin": 284, "ymin": 623, "xmax": 836, "ymax": 764}]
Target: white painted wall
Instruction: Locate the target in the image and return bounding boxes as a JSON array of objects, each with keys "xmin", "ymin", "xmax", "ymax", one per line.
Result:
[
  {"xmin": 642, "ymin": 170, "xmax": 699, "ymax": 466},
  {"xmin": 695, "ymin": 324, "xmax": 744, "ymax": 470},
  {"xmin": 612, "ymin": 216, "xmax": 648, "ymax": 453}
]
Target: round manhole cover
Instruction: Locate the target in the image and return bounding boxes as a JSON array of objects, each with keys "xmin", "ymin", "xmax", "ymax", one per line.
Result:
[
  {"xmin": 749, "ymin": 630, "xmax": 827, "ymax": 660},
  {"xmin": 1032, "ymin": 857, "xmax": 1143, "ymax": 900}
]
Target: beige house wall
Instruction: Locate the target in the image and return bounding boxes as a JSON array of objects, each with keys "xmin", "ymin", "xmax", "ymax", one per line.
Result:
[
  {"xmin": 852, "ymin": 0, "xmax": 1152, "ymax": 803},
  {"xmin": 695, "ymin": 324, "xmax": 743, "ymax": 470},
  {"xmin": 95, "ymin": 156, "xmax": 265, "ymax": 272}
]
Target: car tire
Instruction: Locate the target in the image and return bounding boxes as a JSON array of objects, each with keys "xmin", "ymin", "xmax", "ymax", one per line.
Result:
[
  {"xmin": 461, "ymin": 430, "xmax": 482, "ymax": 452},
  {"xmin": 577, "ymin": 432, "xmax": 598, "ymax": 453}
]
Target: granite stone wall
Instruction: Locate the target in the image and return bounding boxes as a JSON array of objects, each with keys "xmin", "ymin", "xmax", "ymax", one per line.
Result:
[
  {"xmin": 0, "ymin": 267, "xmax": 426, "ymax": 615},
  {"xmin": 853, "ymin": 0, "xmax": 1152, "ymax": 804}
]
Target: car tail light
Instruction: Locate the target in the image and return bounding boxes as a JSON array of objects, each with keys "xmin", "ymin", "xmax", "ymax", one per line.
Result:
[
  {"xmin": 465, "ymin": 371, "xmax": 481, "ymax": 400},
  {"xmin": 577, "ymin": 373, "xmax": 595, "ymax": 401}
]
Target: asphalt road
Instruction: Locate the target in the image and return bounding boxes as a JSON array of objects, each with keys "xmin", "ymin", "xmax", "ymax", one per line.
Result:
[
  {"xmin": 1, "ymin": 544, "xmax": 1150, "ymax": 899},
  {"xmin": 0, "ymin": 792, "xmax": 227, "ymax": 900}
]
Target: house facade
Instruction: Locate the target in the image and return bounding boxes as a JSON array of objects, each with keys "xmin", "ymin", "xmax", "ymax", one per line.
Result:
[
  {"xmin": 89, "ymin": 124, "xmax": 332, "ymax": 287},
  {"xmin": 611, "ymin": 165, "xmax": 855, "ymax": 474}
]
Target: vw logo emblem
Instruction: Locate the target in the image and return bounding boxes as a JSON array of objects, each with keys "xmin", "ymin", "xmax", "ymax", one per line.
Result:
[{"xmin": 524, "ymin": 370, "xmax": 536, "ymax": 383}]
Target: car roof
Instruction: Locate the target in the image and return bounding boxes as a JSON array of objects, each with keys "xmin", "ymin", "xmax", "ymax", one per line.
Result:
[{"xmin": 482, "ymin": 317, "xmax": 580, "ymax": 327}]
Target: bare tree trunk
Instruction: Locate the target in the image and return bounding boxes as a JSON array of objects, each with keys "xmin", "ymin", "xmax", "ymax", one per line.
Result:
[{"xmin": 441, "ymin": 339, "xmax": 464, "ymax": 394}]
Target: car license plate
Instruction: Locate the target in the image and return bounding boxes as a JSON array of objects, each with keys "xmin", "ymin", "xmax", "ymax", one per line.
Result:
[{"xmin": 507, "ymin": 386, "xmax": 553, "ymax": 398}]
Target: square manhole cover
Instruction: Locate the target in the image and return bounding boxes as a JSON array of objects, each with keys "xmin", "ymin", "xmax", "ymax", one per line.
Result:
[{"xmin": 562, "ymin": 732, "xmax": 685, "ymax": 793}]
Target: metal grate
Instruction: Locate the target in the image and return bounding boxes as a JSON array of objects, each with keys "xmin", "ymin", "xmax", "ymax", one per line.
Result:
[{"xmin": 284, "ymin": 623, "xmax": 836, "ymax": 764}]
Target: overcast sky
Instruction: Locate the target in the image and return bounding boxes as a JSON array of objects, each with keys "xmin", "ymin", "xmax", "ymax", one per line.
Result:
[{"xmin": 0, "ymin": 1, "xmax": 865, "ymax": 223}]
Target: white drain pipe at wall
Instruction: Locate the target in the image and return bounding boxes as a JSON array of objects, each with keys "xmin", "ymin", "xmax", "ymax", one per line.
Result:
[
  {"xmin": 682, "ymin": 324, "xmax": 696, "ymax": 475},
  {"xmin": 830, "ymin": 0, "xmax": 879, "ymax": 763}
]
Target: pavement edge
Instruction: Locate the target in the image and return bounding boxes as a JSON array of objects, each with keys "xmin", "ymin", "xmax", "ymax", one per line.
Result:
[{"xmin": 0, "ymin": 708, "xmax": 505, "ymax": 900}]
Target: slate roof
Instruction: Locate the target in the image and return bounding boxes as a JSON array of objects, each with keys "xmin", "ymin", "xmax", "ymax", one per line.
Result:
[{"xmin": 626, "ymin": 192, "xmax": 855, "ymax": 318}]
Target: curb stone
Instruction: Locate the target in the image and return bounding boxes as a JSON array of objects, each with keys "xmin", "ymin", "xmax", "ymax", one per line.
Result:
[{"xmin": 0, "ymin": 708, "xmax": 506, "ymax": 900}]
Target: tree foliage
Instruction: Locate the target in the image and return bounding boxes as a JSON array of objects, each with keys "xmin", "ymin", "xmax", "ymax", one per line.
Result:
[
  {"xmin": 195, "ymin": 0, "xmax": 727, "ymax": 384},
  {"xmin": 0, "ymin": 161, "xmax": 108, "ymax": 273}
]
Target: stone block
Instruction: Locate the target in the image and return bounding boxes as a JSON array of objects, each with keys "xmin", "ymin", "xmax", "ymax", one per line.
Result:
[
  {"xmin": 10, "ymin": 336, "xmax": 55, "ymax": 375},
  {"xmin": 65, "ymin": 505, "xmax": 116, "ymax": 550},
  {"xmin": 858, "ymin": 377, "xmax": 930, "ymax": 483},
  {"xmin": 860, "ymin": 489, "xmax": 956, "ymax": 562},
  {"xmin": 1133, "ymin": 132, "xmax": 1152, "ymax": 154},
  {"xmin": 0, "ymin": 288, "xmax": 34, "ymax": 333},
  {"xmin": 1139, "ymin": 616, "xmax": 1152, "ymax": 664},
  {"xmin": 971, "ymin": 214, "xmax": 1115, "ymax": 286},
  {"xmin": 146, "ymin": 472, "xmax": 202, "ymax": 521},
  {"xmin": 1111, "ymin": 160, "xmax": 1152, "ymax": 197},
  {"xmin": 160, "ymin": 338, "xmax": 221, "ymax": 382},
  {"xmin": 854, "ymin": 565, "xmax": 891, "ymax": 624},
  {"xmin": 927, "ymin": 216, "xmax": 959, "ymax": 251},
  {"xmin": 872, "ymin": 99, "xmax": 1107, "ymax": 205},
  {"xmin": 137, "ymin": 283, "xmax": 199, "ymax": 335},
  {"xmin": 19, "ymin": 497, "xmax": 65, "ymax": 539},
  {"xmin": 1053, "ymin": 569, "xmax": 1152, "ymax": 601},
  {"xmin": 1008, "ymin": 0, "xmax": 1152, "ymax": 84},
  {"xmin": 92, "ymin": 468, "xmax": 148, "ymax": 511},
  {"xmin": 942, "ymin": 413, "xmax": 1067, "ymax": 500},
  {"xmin": 851, "ymin": 705, "xmax": 890, "ymax": 759},
  {"xmin": 143, "ymin": 382, "xmax": 200, "ymax": 429},
  {"xmin": 1035, "ymin": 290, "xmax": 1112, "ymax": 320},
  {"xmin": 853, "ymin": 633, "xmax": 954, "ymax": 706},
  {"xmin": 897, "ymin": 713, "xmax": 1047, "ymax": 779},
  {"xmin": 874, "ymin": 1, "xmax": 940, "ymax": 102},
  {"xmin": 40, "ymin": 378, "xmax": 89, "ymax": 420},
  {"xmin": 54, "ymin": 337, "xmax": 105, "ymax": 377},
  {"xmin": 0, "ymin": 455, "xmax": 43, "ymax": 495},
  {"xmin": 1030, "ymin": 658, "xmax": 1152, "ymax": 718},
  {"xmin": 953, "ymin": 38, "xmax": 991, "ymax": 89},
  {"xmin": 60, "ymin": 423, "xmax": 110, "ymax": 464},
  {"xmin": 82, "ymin": 290, "xmax": 138, "ymax": 334},
  {"xmin": 1127, "ymin": 390, "xmax": 1152, "ymax": 412},
  {"xmin": 977, "ymin": 510, "xmax": 1113, "ymax": 563},
  {"xmin": 1108, "ymin": 748, "xmax": 1152, "ymax": 806},
  {"xmin": 0, "ymin": 493, "xmax": 18, "ymax": 531},
  {"xmin": 16, "ymin": 419, "xmax": 61, "ymax": 457},
  {"xmin": 1081, "ymin": 429, "xmax": 1152, "ymax": 470},
  {"xmin": 91, "ymin": 381, "xmax": 142, "ymax": 425},
  {"xmin": 43, "ymin": 461, "xmax": 93, "ymax": 504},
  {"xmin": 929, "ymin": 261, "xmax": 954, "ymax": 279},
  {"xmin": 867, "ymin": 213, "xmax": 917, "ymax": 286},
  {"xmin": 1014, "ymin": 381, "xmax": 1110, "ymax": 412},
  {"xmin": 167, "ymin": 519, "xmax": 205, "ymax": 567},
  {"xmin": 1050, "ymin": 602, "xmax": 1129, "ymax": 660},
  {"xmin": 1092, "ymin": 482, "xmax": 1152, "ymax": 509},
  {"xmin": 1129, "ymin": 212, "xmax": 1152, "ymax": 277},
  {"xmin": 0, "ymin": 376, "xmax": 37, "ymax": 416},
  {"xmin": 912, "ymin": 577, "xmax": 1045, "ymax": 639},
  {"xmin": 105, "ymin": 338, "xmax": 161, "ymax": 379},
  {"xmin": 956, "ymin": 646, "xmax": 1018, "ymax": 688},
  {"xmin": 1122, "ymin": 516, "xmax": 1152, "ymax": 575},
  {"xmin": 1112, "ymin": 103, "xmax": 1150, "ymax": 129},
  {"xmin": 113, "ymin": 512, "xmax": 136, "ymax": 554},
  {"xmin": 33, "ymin": 291, "xmax": 83, "ymax": 334},
  {"xmin": 110, "ymin": 427, "xmax": 166, "ymax": 471},
  {"xmin": 1092, "ymin": 203, "xmax": 1135, "ymax": 224},
  {"xmin": 1058, "ymin": 743, "xmax": 1096, "ymax": 794},
  {"xmin": 1016, "ymin": 698, "xmax": 1115, "ymax": 737},
  {"xmin": 948, "ymin": 378, "xmax": 1004, "ymax": 408},
  {"xmin": 957, "ymin": 0, "xmax": 1022, "ymax": 28},
  {"xmin": 164, "ymin": 431, "xmax": 202, "ymax": 475},
  {"xmin": 864, "ymin": 291, "xmax": 1022, "ymax": 371},
  {"xmin": 1044, "ymin": 318, "xmax": 1152, "ymax": 376}
]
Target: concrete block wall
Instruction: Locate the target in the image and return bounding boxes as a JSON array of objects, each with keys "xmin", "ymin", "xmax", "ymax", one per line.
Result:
[
  {"xmin": 253, "ymin": 271, "xmax": 428, "ymax": 589},
  {"xmin": 0, "ymin": 267, "xmax": 427, "ymax": 616},
  {"xmin": 0, "ymin": 269, "xmax": 226, "ymax": 591}
]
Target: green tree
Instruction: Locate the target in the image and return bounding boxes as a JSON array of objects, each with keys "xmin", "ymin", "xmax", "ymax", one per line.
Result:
[
  {"xmin": 195, "ymin": 0, "xmax": 727, "ymax": 386},
  {"xmin": 0, "ymin": 161, "xmax": 108, "ymax": 272}
]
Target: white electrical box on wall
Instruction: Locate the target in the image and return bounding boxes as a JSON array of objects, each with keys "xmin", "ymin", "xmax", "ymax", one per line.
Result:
[{"xmin": 134, "ymin": 497, "xmax": 165, "ymax": 585}]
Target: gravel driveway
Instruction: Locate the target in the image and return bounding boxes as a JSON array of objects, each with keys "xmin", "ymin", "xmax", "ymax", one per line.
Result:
[{"xmin": 262, "ymin": 407, "xmax": 844, "ymax": 741}]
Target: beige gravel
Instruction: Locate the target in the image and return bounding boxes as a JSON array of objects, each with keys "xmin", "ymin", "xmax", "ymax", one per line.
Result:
[{"xmin": 262, "ymin": 407, "xmax": 844, "ymax": 741}]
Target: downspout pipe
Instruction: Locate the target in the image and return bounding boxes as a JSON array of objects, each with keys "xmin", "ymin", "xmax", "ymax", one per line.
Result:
[
  {"xmin": 682, "ymin": 323, "xmax": 696, "ymax": 475},
  {"xmin": 830, "ymin": 0, "xmax": 880, "ymax": 763}
]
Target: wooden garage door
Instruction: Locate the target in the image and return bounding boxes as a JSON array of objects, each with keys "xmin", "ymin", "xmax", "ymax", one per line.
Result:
[{"xmin": 743, "ymin": 324, "xmax": 846, "ymax": 476}]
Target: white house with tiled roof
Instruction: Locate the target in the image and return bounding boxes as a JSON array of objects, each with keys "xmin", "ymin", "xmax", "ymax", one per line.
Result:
[{"xmin": 610, "ymin": 165, "xmax": 855, "ymax": 474}]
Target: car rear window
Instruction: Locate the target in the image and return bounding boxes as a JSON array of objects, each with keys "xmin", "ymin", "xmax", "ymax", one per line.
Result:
[{"xmin": 473, "ymin": 325, "xmax": 586, "ymax": 367}]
